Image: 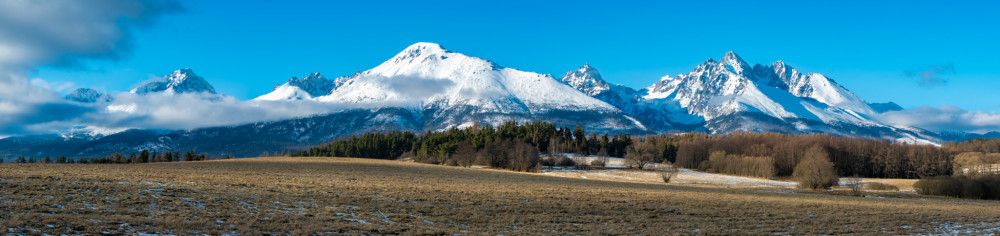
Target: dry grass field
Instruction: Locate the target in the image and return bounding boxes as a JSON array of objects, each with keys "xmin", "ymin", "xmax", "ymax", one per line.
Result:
[{"xmin": 1, "ymin": 157, "xmax": 999, "ymax": 234}]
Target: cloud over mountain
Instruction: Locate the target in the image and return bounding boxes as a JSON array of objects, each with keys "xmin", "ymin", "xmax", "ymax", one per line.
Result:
[
  {"xmin": 876, "ymin": 105, "xmax": 1000, "ymax": 134},
  {"xmin": 0, "ymin": 0, "xmax": 183, "ymax": 136}
]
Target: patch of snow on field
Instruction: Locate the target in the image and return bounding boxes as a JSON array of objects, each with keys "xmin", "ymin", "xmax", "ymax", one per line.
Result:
[
  {"xmin": 541, "ymin": 155, "xmax": 798, "ymax": 188},
  {"xmin": 932, "ymin": 221, "xmax": 1000, "ymax": 234},
  {"xmin": 672, "ymin": 169, "xmax": 797, "ymax": 188}
]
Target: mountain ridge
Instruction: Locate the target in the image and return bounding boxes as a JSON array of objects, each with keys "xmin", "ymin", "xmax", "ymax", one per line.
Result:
[{"xmin": 1, "ymin": 43, "xmax": 961, "ymax": 159}]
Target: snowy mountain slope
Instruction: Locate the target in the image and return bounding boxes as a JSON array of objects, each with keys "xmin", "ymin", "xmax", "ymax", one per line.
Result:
[
  {"xmin": 255, "ymin": 85, "xmax": 313, "ymax": 101},
  {"xmin": 559, "ymin": 64, "xmax": 703, "ymax": 131},
  {"xmin": 314, "ymin": 42, "xmax": 641, "ymax": 131},
  {"xmin": 65, "ymin": 88, "xmax": 112, "ymax": 103},
  {"xmin": 760, "ymin": 61, "xmax": 875, "ymax": 115},
  {"xmin": 319, "ymin": 43, "xmax": 616, "ymax": 111},
  {"xmin": 631, "ymin": 51, "xmax": 940, "ymax": 143},
  {"xmin": 131, "ymin": 68, "xmax": 217, "ymax": 95},
  {"xmin": 255, "ymin": 72, "xmax": 339, "ymax": 101},
  {"xmin": 643, "ymin": 52, "xmax": 878, "ymax": 124}
]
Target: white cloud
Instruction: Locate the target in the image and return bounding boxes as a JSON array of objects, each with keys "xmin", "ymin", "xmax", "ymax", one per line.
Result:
[
  {"xmin": 86, "ymin": 92, "xmax": 351, "ymax": 131},
  {"xmin": 876, "ymin": 105, "xmax": 1000, "ymax": 134},
  {"xmin": 0, "ymin": 0, "xmax": 183, "ymax": 136},
  {"xmin": 0, "ymin": 0, "xmax": 184, "ymax": 69}
]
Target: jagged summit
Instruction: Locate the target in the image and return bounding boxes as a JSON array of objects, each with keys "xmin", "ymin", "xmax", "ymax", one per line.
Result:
[
  {"xmin": 644, "ymin": 52, "xmax": 876, "ymax": 124},
  {"xmin": 390, "ymin": 42, "xmax": 450, "ymax": 61},
  {"xmin": 286, "ymin": 72, "xmax": 334, "ymax": 96},
  {"xmin": 131, "ymin": 68, "xmax": 216, "ymax": 95},
  {"xmin": 720, "ymin": 51, "xmax": 751, "ymax": 74},
  {"xmin": 561, "ymin": 64, "xmax": 610, "ymax": 96},
  {"xmin": 65, "ymin": 88, "xmax": 111, "ymax": 103},
  {"xmin": 722, "ymin": 51, "xmax": 745, "ymax": 63},
  {"xmin": 255, "ymin": 72, "xmax": 338, "ymax": 101}
]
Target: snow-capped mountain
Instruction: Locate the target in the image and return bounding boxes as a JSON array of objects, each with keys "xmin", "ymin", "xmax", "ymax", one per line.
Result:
[
  {"xmin": 643, "ymin": 52, "xmax": 878, "ymax": 124},
  {"xmin": 313, "ymin": 42, "xmax": 643, "ymax": 132},
  {"xmin": 255, "ymin": 72, "xmax": 340, "ymax": 101},
  {"xmin": 131, "ymin": 68, "xmax": 216, "ymax": 95},
  {"xmin": 561, "ymin": 64, "xmax": 614, "ymax": 97},
  {"xmin": 1, "ymin": 44, "xmax": 955, "ymax": 160},
  {"xmin": 595, "ymin": 51, "xmax": 933, "ymax": 142},
  {"xmin": 559, "ymin": 64, "xmax": 702, "ymax": 131},
  {"xmin": 65, "ymin": 88, "xmax": 112, "ymax": 103}
]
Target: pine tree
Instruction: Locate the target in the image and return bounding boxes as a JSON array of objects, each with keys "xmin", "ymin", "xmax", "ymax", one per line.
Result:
[
  {"xmin": 139, "ymin": 150, "xmax": 149, "ymax": 163},
  {"xmin": 183, "ymin": 150, "xmax": 194, "ymax": 162}
]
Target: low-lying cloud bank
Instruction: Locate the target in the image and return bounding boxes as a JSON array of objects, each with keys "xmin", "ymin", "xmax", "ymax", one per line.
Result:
[
  {"xmin": 49, "ymin": 93, "xmax": 353, "ymax": 135},
  {"xmin": 875, "ymin": 105, "xmax": 1000, "ymax": 135}
]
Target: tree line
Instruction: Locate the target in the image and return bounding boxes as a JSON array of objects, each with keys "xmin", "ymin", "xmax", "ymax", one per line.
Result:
[
  {"xmin": 6, "ymin": 149, "xmax": 225, "ymax": 164},
  {"xmin": 295, "ymin": 121, "xmax": 635, "ymax": 172},
  {"xmin": 294, "ymin": 122, "xmax": 989, "ymax": 179},
  {"xmin": 672, "ymin": 132, "xmax": 952, "ymax": 179}
]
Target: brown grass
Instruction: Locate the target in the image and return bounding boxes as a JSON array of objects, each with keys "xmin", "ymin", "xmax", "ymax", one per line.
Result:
[{"xmin": 1, "ymin": 157, "xmax": 998, "ymax": 234}]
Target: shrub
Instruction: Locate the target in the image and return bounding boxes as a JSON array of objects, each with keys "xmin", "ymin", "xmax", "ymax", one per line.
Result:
[
  {"xmin": 865, "ymin": 182, "xmax": 899, "ymax": 191},
  {"xmin": 660, "ymin": 165, "xmax": 679, "ymax": 183},
  {"xmin": 554, "ymin": 155, "xmax": 576, "ymax": 167},
  {"xmin": 915, "ymin": 176, "xmax": 968, "ymax": 198},
  {"xmin": 478, "ymin": 139, "xmax": 540, "ymax": 172},
  {"xmin": 538, "ymin": 157, "xmax": 555, "ymax": 167},
  {"xmin": 915, "ymin": 175, "xmax": 1000, "ymax": 200},
  {"xmin": 793, "ymin": 146, "xmax": 839, "ymax": 190},
  {"xmin": 590, "ymin": 159, "xmax": 606, "ymax": 167},
  {"xmin": 625, "ymin": 138, "xmax": 657, "ymax": 169},
  {"xmin": 845, "ymin": 177, "xmax": 864, "ymax": 196}
]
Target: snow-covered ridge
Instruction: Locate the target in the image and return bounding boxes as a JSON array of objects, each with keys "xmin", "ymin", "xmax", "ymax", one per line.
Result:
[
  {"xmin": 131, "ymin": 68, "xmax": 216, "ymax": 95},
  {"xmin": 255, "ymin": 72, "xmax": 340, "ymax": 101},
  {"xmin": 316, "ymin": 42, "xmax": 620, "ymax": 114},
  {"xmin": 561, "ymin": 64, "xmax": 610, "ymax": 96},
  {"xmin": 643, "ymin": 51, "xmax": 876, "ymax": 122},
  {"xmin": 65, "ymin": 88, "xmax": 111, "ymax": 103}
]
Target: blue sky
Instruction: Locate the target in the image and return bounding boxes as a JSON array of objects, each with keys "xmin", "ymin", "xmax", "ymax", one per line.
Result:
[{"xmin": 30, "ymin": 0, "xmax": 1000, "ymax": 112}]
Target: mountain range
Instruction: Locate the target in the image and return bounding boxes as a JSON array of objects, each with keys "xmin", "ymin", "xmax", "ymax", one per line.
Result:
[{"xmin": 0, "ymin": 42, "xmax": 961, "ymax": 159}]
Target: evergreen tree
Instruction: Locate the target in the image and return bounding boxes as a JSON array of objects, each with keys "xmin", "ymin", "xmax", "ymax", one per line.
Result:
[
  {"xmin": 183, "ymin": 150, "xmax": 195, "ymax": 161},
  {"xmin": 139, "ymin": 150, "xmax": 149, "ymax": 163}
]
